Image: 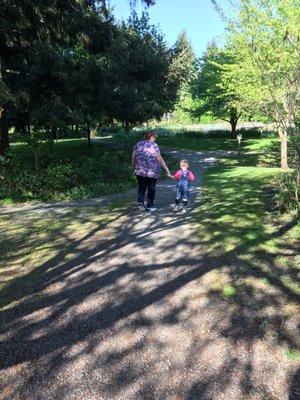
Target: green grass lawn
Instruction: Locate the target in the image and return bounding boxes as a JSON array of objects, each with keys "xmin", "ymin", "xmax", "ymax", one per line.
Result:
[
  {"xmin": 193, "ymin": 165, "xmax": 299, "ymax": 296},
  {"xmin": 109, "ymin": 129, "xmax": 283, "ymax": 168},
  {"xmin": 158, "ymin": 136, "xmax": 278, "ymax": 152},
  {"xmin": 191, "ymin": 165, "xmax": 300, "ymax": 362},
  {"xmin": 158, "ymin": 136, "xmax": 283, "ymax": 166}
]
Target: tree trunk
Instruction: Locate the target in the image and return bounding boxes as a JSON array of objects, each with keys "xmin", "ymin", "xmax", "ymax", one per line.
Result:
[
  {"xmin": 86, "ymin": 120, "xmax": 91, "ymax": 147},
  {"xmin": 278, "ymin": 126, "xmax": 288, "ymax": 169},
  {"xmin": 51, "ymin": 126, "xmax": 58, "ymax": 141},
  {"xmin": 34, "ymin": 152, "xmax": 39, "ymax": 173},
  {"xmin": 124, "ymin": 123, "xmax": 130, "ymax": 150},
  {"xmin": 294, "ymin": 144, "xmax": 300, "ymax": 218},
  {"xmin": 0, "ymin": 107, "xmax": 9, "ymax": 155},
  {"xmin": 230, "ymin": 116, "xmax": 238, "ymax": 134}
]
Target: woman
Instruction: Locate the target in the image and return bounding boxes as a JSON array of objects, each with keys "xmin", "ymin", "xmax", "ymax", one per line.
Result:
[{"xmin": 132, "ymin": 132, "xmax": 171, "ymax": 212}]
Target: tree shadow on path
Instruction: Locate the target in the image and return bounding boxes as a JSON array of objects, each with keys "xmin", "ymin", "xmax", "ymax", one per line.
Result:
[{"xmin": 0, "ymin": 150, "xmax": 299, "ymax": 400}]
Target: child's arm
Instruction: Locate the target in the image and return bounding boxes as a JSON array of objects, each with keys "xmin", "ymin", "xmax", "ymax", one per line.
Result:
[
  {"xmin": 188, "ymin": 170, "xmax": 196, "ymax": 181},
  {"xmin": 174, "ymin": 171, "xmax": 181, "ymax": 180}
]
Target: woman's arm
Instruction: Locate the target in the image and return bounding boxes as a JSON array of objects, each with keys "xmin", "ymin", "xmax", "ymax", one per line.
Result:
[
  {"xmin": 156, "ymin": 154, "xmax": 171, "ymax": 176},
  {"xmin": 174, "ymin": 171, "xmax": 181, "ymax": 180}
]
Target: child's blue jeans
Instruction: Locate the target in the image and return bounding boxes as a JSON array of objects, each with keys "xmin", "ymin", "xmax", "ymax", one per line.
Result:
[{"xmin": 175, "ymin": 179, "xmax": 190, "ymax": 206}]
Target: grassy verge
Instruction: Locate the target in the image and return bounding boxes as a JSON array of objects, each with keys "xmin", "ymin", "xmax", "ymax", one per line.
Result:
[
  {"xmin": 195, "ymin": 166, "xmax": 298, "ymax": 254},
  {"xmin": 192, "ymin": 165, "xmax": 300, "ymax": 359}
]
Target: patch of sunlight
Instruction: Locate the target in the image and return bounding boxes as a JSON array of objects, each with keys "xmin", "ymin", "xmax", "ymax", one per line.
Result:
[
  {"xmin": 0, "ymin": 198, "xmax": 14, "ymax": 205},
  {"xmin": 224, "ymin": 241, "xmax": 241, "ymax": 252},
  {"xmin": 0, "ymin": 298, "xmax": 22, "ymax": 313},
  {"xmin": 222, "ymin": 284, "xmax": 237, "ymax": 299},
  {"xmin": 222, "ymin": 166, "xmax": 282, "ymax": 180},
  {"xmin": 285, "ymin": 347, "xmax": 300, "ymax": 362},
  {"xmin": 199, "ymin": 268, "xmax": 231, "ymax": 291},
  {"xmin": 281, "ymin": 276, "xmax": 300, "ymax": 295},
  {"xmin": 260, "ymin": 277, "xmax": 269, "ymax": 285},
  {"xmin": 276, "ymin": 256, "xmax": 290, "ymax": 267},
  {"xmin": 0, "ymin": 205, "xmax": 127, "ymax": 301},
  {"xmin": 108, "ymin": 199, "xmax": 132, "ymax": 211},
  {"xmin": 216, "ymin": 214, "xmax": 234, "ymax": 222},
  {"xmin": 261, "ymin": 239, "xmax": 278, "ymax": 252},
  {"xmin": 244, "ymin": 232, "xmax": 258, "ymax": 240}
]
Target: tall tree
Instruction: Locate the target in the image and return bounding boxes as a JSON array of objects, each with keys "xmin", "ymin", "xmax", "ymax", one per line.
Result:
[
  {"xmin": 192, "ymin": 43, "xmax": 243, "ymax": 134},
  {"xmin": 226, "ymin": 0, "xmax": 300, "ymax": 168},
  {"xmin": 0, "ymin": 0, "xmax": 111, "ymax": 152},
  {"xmin": 171, "ymin": 31, "xmax": 198, "ymax": 123},
  {"xmin": 106, "ymin": 12, "xmax": 179, "ymax": 137}
]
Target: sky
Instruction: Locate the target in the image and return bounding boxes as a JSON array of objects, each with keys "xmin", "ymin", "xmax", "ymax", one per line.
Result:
[{"xmin": 110, "ymin": 0, "xmax": 229, "ymax": 57}]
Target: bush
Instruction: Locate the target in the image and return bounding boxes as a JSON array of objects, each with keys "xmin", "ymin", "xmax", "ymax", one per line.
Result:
[
  {"xmin": 274, "ymin": 171, "xmax": 300, "ymax": 214},
  {"xmin": 0, "ymin": 145, "xmax": 136, "ymax": 204}
]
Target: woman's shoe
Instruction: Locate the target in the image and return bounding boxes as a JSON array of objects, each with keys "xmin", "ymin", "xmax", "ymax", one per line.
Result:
[{"xmin": 147, "ymin": 206, "xmax": 157, "ymax": 212}]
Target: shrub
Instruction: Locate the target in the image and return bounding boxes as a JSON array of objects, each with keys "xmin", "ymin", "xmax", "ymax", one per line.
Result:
[
  {"xmin": 0, "ymin": 145, "xmax": 136, "ymax": 204},
  {"xmin": 274, "ymin": 171, "xmax": 300, "ymax": 214}
]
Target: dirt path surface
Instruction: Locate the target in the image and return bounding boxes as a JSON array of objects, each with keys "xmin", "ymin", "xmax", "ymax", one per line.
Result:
[{"xmin": 0, "ymin": 149, "xmax": 298, "ymax": 400}]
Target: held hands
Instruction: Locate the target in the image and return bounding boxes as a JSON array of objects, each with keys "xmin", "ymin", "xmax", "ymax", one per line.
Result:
[{"xmin": 166, "ymin": 172, "xmax": 175, "ymax": 179}]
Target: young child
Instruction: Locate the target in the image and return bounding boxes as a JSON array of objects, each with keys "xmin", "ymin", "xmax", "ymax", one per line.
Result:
[{"xmin": 172, "ymin": 159, "xmax": 195, "ymax": 213}]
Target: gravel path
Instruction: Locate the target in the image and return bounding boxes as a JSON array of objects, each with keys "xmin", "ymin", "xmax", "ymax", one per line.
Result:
[{"xmin": 0, "ymin": 149, "xmax": 298, "ymax": 400}]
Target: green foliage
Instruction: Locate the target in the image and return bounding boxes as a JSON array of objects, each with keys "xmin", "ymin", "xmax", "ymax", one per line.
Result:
[
  {"xmin": 1, "ymin": 2, "xmax": 182, "ymax": 151},
  {"xmin": 274, "ymin": 171, "xmax": 300, "ymax": 213},
  {"xmin": 227, "ymin": 0, "xmax": 300, "ymax": 143},
  {"xmin": 106, "ymin": 12, "xmax": 181, "ymax": 133},
  {"xmin": 192, "ymin": 44, "xmax": 243, "ymax": 132},
  {"xmin": 0, "ymin": 141, "xmax": 135, "ymax": 203},
  {"xmin": 163, "ymin": 31, "xmax": 199, "ymax": 124},
  {"xmin": 171, "ymin": 31, "xmax": 196, "ymax": 86}
]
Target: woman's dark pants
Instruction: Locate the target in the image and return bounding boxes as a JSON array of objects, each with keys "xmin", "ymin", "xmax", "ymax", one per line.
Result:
[{"xmin": 136, "ymin": 175, "xmax": 157, "ymax": 208}]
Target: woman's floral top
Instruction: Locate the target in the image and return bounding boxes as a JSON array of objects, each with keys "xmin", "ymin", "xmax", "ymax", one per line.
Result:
[{"xmin": 134, "ymin": 140, "xmax": 161, "ymax": 178}]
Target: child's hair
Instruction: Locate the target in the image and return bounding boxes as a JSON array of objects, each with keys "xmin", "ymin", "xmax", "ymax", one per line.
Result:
[
  {"xmin": 144, "ymin": 131, "xmax": 157, "ymax": 140},
  {"xmin": 180, "ymin": 159, "xmax": 189, "ymax": 167}
]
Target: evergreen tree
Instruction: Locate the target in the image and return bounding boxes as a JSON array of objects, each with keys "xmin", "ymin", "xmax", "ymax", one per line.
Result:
[
  {"xmin": 171, "ymin": 31, "xmax": 198, "ymax": 123},
  {"xmin": 0, "ymin": 0, "xmax": 111, "ymax": 152},
  {"xmin": 106, "ymin": 12, "xmax": 179, "ymax": 136}
]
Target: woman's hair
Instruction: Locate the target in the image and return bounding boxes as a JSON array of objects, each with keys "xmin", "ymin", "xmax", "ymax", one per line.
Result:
[
  {"xmin": 180, "ymin": 159, "xmax": 189, "ymax": 167},
  {"xmin": 144, "ymin": 131, "xmax": 157, "ymax": 140}
]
